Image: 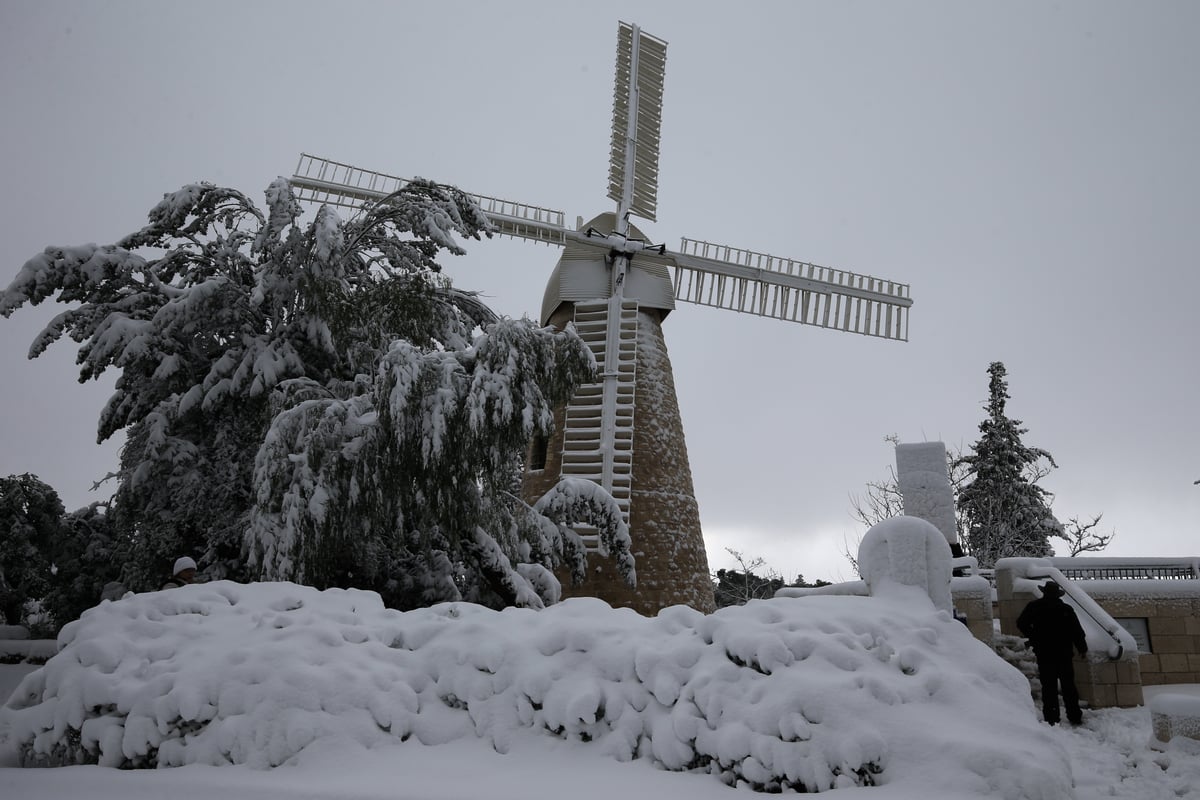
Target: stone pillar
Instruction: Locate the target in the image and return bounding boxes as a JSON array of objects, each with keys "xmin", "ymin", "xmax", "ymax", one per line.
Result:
[
  {"xmin": 951, "ymin": 576, "xmax": 995, "ymax": 646},
  {"xmin": 895, "ymin": 442, "xmax": 958, "ymax": 549}
]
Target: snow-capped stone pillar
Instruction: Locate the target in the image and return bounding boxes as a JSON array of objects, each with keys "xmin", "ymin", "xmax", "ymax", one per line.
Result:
[
  {"xmin": 859, "ymin": 516, "xmax": 954, "ymax": 613},
  {"xmin": 895, "ymin": 442, "xmax": 959, "ymax": 550}
]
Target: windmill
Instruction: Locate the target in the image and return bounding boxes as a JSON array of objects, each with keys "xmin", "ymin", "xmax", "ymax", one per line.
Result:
[{"xmin": 288, "ymin": 22, "xmax": 912, "ymax": 615}]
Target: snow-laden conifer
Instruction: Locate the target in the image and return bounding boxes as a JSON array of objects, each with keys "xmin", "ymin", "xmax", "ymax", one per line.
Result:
[
  {"xmin": 956, "ymin": 362, "xmax": 1063, "ymax": 567},
  {"xmin": 1, "ymin": 178, "xmax": 632, "ymax": 606},
  {"xmin": 0, "ymin": 474, "xmax": 63, "ymax": 625}
]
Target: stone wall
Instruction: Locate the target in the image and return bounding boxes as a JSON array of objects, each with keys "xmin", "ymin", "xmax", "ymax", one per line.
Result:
[
  {"xmin": 1071, "ymin": 656, "xmax": 1144, "ymax": 709},
  {"xmin": 951, "ymin": 576, "xmax": 994, "ymax": 646},
  {"xmin": 520, "ymin": 306, "xmax": 714, "ymax": 615},
  {"xmin": 1078, "ymin": 583, "xmax": 1200, "ymax": 688}
]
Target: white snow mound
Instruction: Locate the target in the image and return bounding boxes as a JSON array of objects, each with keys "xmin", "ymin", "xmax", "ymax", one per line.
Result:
[
  {"xmin": 860, "ymin": 515, "xmax": 954, "ymax": 613},
  {"xmin": 1, "ymin": 582, "xmax": 1070, "ymax": 796}
]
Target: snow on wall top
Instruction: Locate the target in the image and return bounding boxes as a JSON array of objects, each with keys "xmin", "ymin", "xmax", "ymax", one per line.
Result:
[
  {"xmin": 1048, "ymin": 556, "xmax": 1200, "ymax": 574},
  {"xmin": 0, "ymin": 581, "xmax": 1070, "ymax": 797},
  {"xmin": 1066, "ymin": 579, "xmax": 1200, "ymax": 598}
]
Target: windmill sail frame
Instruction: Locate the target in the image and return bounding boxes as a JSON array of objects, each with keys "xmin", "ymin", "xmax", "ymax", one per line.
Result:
[
  {"xmin": 608, "ymin": 22, "xmax": 667, "ymax": 223},
  {"xmin": 291, "ymin": 153, "xmax": 568, "ymax": 246},
  {"xmin": 287, "ymin": 21, "xmax": 917, "ymax": 613}
]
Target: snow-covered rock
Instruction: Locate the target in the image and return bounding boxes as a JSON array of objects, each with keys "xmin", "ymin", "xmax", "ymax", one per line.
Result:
[{"xmin": 1, "ymin": 581, "xmax": 1070, "ymax": 797}]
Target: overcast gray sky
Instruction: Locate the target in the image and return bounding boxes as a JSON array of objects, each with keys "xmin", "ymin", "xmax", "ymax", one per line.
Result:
[{"xmin": 1, "ymin": 1, "xmax": 1197, "ymax": 583}]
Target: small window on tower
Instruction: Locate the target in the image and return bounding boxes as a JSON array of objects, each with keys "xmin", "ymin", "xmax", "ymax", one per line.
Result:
[{"xmin": 529, "ymin": 433, "xmax": 549, "ymax": 471}]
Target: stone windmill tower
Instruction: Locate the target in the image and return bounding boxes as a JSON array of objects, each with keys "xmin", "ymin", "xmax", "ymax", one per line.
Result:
[{"xmin": 289, "ymin": 22, "xmax": 913, "ymax": 615}]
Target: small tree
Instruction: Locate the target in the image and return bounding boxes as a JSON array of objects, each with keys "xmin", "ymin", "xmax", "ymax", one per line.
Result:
[
  {"xmin": 1060, "ymin": 514, "xmax": 1115, "ymax": 557},
  {"xmin": 956, "ymin": 362, "xmax": 1062, "ymax": 567},
  {"xmin": 849, "ymin": 469, "xmax": 905, "ymax": 531},
  {"xmin": 711, "ymin": 549, "xmax": 828, "ymax": 607},
  {"xmin": 712, "ymin": 549, "xmax": 784, "ymax": 607},
  {"xmin": 0, "ymin": 474, "xmax": 62, "ymax": 625}
]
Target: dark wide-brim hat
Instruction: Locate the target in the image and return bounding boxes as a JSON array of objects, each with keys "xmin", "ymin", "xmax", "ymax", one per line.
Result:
[{"xmin": 1041, "ymin": 581, "xmax": 1063, "ymax": 597}]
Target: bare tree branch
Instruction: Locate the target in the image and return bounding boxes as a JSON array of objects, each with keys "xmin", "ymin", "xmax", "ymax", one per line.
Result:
[{"xmin": 1060, "ymin": 514, "xmax": 1116, "ymax": 557}]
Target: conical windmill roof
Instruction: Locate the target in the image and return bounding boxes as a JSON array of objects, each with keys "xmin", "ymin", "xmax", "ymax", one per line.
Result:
[{"xmin": 540, "ymin": 212, "xmax": 675, "ymax": 325}]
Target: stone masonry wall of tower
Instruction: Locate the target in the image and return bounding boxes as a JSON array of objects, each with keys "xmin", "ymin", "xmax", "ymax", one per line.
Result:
[{"xmin": 520, "ymin": 305, "xmax": 715, "ymax": 615}]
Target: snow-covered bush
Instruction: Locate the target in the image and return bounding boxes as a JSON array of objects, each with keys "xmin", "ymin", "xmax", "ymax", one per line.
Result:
[{"xmin": 1, "ymin": 582, "xmax": 1070, "ymax": 796}]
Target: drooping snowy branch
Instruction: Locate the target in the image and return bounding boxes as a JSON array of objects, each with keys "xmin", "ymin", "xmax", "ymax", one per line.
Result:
[
  {"xmin": 247, "ymin": 314, "xmax": 614, "ymax": 609},
  {"xmin": 535, "ymin": 477, "xmax": 636, "ymax": 588}
]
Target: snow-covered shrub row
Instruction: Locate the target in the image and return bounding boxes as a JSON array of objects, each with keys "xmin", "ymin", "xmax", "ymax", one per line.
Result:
[{"xmin": 0, "ymin": 582, "xmax": 1070, "ymax": 795}]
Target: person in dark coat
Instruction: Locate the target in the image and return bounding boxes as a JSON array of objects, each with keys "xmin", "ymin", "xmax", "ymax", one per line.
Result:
[
  {"xmin": 1017, "ymin": 580, "xmax": 1088, "ymax": 725},
  {"xmin": 161, "ymin": 556, "xmax": 197, "ymax": 590}
]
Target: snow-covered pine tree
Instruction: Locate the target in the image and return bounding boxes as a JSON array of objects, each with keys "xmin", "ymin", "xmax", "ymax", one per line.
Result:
[
  {"xmin": 0, "ymin": 179, "xmax": 633, "ymax": 608},
  {"xmin": 41, "ymin": 502, "xmax": 123, "ymax": 630},
  {"xmin": 0, "ymin": 474, "xmax": 63, "ymax": 624},
  {"xmin": 955, "ymin": 362, "xmax": 1063, "ymax": 567}
]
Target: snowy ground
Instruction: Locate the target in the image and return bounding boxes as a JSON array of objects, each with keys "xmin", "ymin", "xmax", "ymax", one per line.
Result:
[
  {"xmin": 1, "ymin": 583, "xmax": 1198, "ymax": 799},
  {"xmin": 1, "ymin": 700, "xmax": 1198, "ymax": 800}
]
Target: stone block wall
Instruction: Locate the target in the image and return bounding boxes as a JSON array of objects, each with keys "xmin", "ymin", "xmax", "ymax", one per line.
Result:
[
  {"xmin": 951, "ymin": 576, "xmax": 994, "ymax": 646},
  {"xmin": 1080, "ymin": 587, "xmax": 1200, "ymax": 687},
  {"xmin": 1072, "ymin": 655, "xmax": 1144, "ymax": 709}
]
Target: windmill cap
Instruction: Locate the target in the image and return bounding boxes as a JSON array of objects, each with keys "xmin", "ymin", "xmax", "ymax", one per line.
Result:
[{"xmin": 173, "ymin": 556, "xmax": 197, "ymax": 576}]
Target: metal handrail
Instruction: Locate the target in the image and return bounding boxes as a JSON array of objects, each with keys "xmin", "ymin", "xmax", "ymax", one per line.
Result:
[{"xmin": 1047, "ymin": 557, "xmax": 1200, "ymax": 581}]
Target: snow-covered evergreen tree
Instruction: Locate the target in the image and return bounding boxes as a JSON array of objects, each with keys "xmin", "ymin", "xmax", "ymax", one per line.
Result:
[
  {"xmin": 1, "ymin": 179, "xmax": 633, "ymax": 608},
  {"xmin": 41, "ymin": 502, "xmax": 123, "ymax": 630},
  {"xmin": 0, "ymin": 474, "xmax": 62, "ymax": 624},
  {"xmin": 955, "ymin": 362, "xmax": 1062, "ymax": 567}
]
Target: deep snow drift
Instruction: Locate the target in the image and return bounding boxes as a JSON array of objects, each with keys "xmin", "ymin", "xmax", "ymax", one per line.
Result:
[{"xmin": 2, "ymin": 580, "xmax": 1071, "ymax": 796}]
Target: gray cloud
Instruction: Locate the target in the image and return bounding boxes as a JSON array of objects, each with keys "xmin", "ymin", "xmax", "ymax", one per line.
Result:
[{"xmin": 2, "ymin": 1, "xmax": 1196, "ymax": 582}]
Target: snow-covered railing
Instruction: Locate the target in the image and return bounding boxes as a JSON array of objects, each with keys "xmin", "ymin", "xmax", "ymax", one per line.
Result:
[
  {"xmin": 1047, "ymin": 557, "xmax": 1200, "ymax": 581},
  {"xmin": 998, "ymin": 557, "xmax": 1137, "ymax": 661},
  {"xmin": 951, "ymin": 555, "xmax": 980, "ymax": 575}
]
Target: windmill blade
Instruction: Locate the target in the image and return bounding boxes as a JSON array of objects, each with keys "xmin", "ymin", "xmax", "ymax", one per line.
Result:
[
  {"xmin": 645, "ymin": 237, "xmax": 912, "ymax": 341},
  {"xmin": 607, "ymin": 22, "xmax": 667, "ymax": 223},
  {"xmin": 290, "ymin": 153, "xmax": 569, "ymax": 246}
]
